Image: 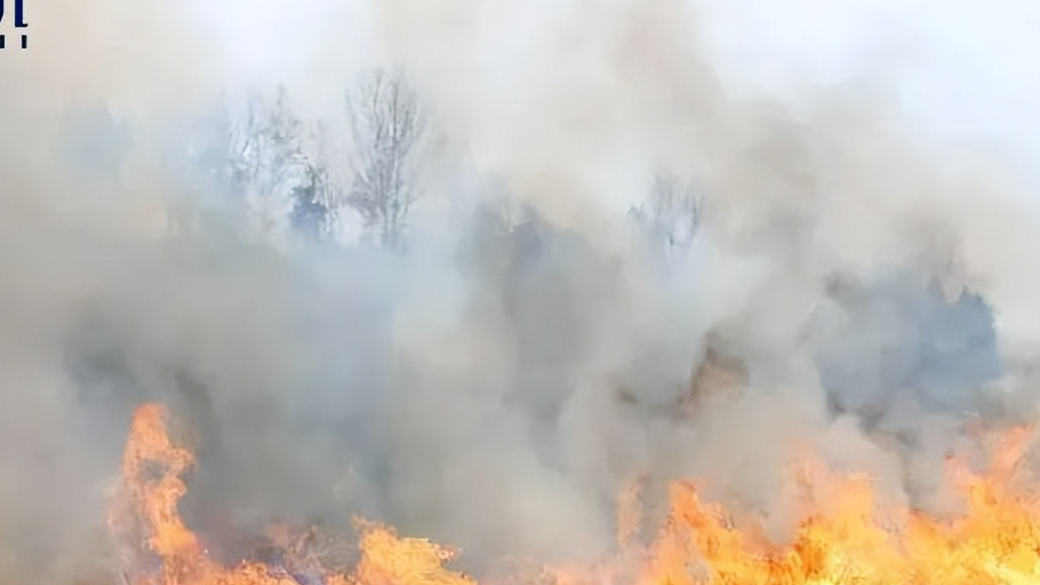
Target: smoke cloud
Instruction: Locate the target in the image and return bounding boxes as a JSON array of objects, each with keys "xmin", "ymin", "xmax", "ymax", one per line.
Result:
[{"xmin": 1, "ymin": 0, "xmax": 1040, "ymax": 583}]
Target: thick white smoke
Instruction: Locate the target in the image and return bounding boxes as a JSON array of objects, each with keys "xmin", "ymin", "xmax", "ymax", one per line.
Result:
[{"xmin": 1, "ymin": 0, "xmax": 1040, "ymax": 582}]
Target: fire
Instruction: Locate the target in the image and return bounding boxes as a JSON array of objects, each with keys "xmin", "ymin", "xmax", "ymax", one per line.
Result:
[
  {"xmin": 110, "ymin": 404, "xmax": 473, "ymax": 585},
  {"xmin": 109, "ymin": 403, "xmax": 1040, "ymax": 585},
  {"xmin": 612, "ymin": 430, "xmax": 1040, "ymax": 585}
]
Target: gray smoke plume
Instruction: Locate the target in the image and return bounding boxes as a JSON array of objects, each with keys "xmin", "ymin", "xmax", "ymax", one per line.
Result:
[{"xmin": 1, "ymin": 0, "xmax": 1040, "ymax": 583}]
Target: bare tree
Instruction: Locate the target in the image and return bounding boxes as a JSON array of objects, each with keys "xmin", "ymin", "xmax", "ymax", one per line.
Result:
[
  {"xmin": 228, "ymin": 85, "xmax": 308, "ymax": 238},
  {"xmin": 629, "ymin": 170, "xmax": 703, "ymax": 265},
  {"xmin": 290, "ymin": 124, "xmax": 342, "ymax": 244},
  {"xmin": 345, "ymin": 68, "xmax": 425, "ymax": 251}
]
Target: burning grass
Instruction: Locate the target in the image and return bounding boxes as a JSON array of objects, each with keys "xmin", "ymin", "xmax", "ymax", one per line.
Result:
[{"xmin": 110, "ymin": 404, "xmax": 1040, "ymax": 585}]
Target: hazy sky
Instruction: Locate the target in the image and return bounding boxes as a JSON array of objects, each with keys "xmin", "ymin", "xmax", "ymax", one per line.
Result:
[
  {"xmin": 196, "ymin": 0, "xmax": 1040, "ymax": 196},
  {"xmin": 698, "ymin": 0, "xmax": 1040, "ymax": 172}
]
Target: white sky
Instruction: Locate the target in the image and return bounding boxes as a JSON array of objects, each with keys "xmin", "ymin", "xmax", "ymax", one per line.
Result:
[
  {"xmin": 194, "ymin": 0, "xmax": 1040, "ymax": 203},
  {"xmin": 698, "ymin": 0, "xmax": 1040, "ymax": 176},
  {"xmin": 199, "ymin": 0, "xmax": 1040, "ymax": 148}
]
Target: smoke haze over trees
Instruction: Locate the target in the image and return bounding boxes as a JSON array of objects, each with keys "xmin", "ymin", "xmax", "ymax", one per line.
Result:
[{"xmin": 1, "ymin": 0, "xmax": 1039, "ymax": 584}]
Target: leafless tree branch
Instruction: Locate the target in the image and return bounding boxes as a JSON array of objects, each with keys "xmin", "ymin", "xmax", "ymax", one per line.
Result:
[
  {"xmin": 345, "ymin": 68, "xmax": 425, "ymax": 251},
  {"xmin": 630, "ymin": 170, "xmax": 703, "ymax": 265},
  {"xmin": 227, "ymin": 85, "xmax": 308, "ymax": 237}
]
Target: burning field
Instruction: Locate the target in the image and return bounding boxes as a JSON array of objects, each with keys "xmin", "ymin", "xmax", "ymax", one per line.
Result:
[
  {"xmin": 7, "ymin": 2, "xmax": 1040, "ymax": 585},
  {"xmin": 110, "ymin": 401, "xmax": 1040, "ymax": 585}
]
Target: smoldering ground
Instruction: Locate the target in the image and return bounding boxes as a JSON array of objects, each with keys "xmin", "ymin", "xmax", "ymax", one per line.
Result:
[{"xmin": 2, "ymin": 0, "xmax": 1040, "ymax": 583}]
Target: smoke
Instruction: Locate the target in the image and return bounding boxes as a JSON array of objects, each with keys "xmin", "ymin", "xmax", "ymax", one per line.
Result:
[{"xmin": 1, "ymin": 0, "xmax": 1040, "ymax": 582}]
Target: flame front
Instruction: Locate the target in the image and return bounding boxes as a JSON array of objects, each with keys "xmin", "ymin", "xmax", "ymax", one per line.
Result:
[
  {"xmin": 110, "ymin": 404, "xmax": 474, "ymax": 585},
  {"xmin": 613, "ymin": 429, "xmax": 1040, "ymax": 585},
  {"xmin": 109, "ymin": 403, "xmax": 1040, "ymax": 585}
]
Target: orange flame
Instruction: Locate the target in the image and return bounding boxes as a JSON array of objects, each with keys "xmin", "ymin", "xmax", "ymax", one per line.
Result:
[
  {"xmin": 110, "ymin": 404, "xmax": 477, "ymax": 585},
  {"xmin": 110, "ymin": 404, "xmax": 1040, "ymax": 585},
  {"xmin": 608, "ymin": 428, "xmax": 1040, "ymax": 585}
]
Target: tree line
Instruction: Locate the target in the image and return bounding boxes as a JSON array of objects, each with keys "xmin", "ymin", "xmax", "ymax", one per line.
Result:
[{"xmin": 59, "ymin": 68, "xmax": 705, "ymax": 266}]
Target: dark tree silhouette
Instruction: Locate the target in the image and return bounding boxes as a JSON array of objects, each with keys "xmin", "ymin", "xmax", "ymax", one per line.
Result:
[{"xmin": 290, "ymin": 168, "xmax": 330, "ymax": 243}]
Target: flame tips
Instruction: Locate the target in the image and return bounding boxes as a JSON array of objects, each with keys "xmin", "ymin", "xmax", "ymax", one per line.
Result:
[{"xmin": 108, "ymin": 403, "xmax": 1040, "ymax": 585}]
